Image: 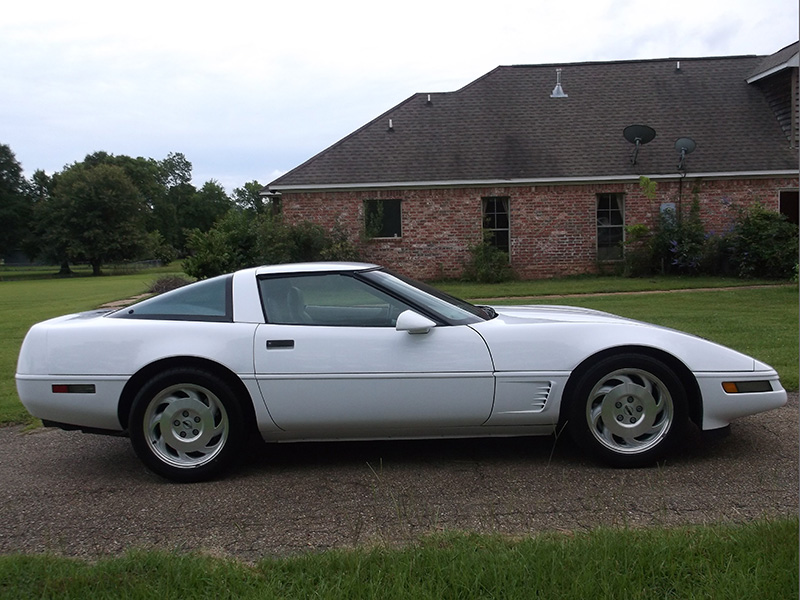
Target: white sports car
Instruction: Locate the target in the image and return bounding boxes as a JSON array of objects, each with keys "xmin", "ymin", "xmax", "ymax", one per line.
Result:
[{"xmin": 16, "ymin": 262, "xmax": 786, "ymax": 482}]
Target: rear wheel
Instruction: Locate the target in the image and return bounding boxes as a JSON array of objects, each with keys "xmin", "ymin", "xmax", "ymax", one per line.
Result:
[
  {"xmin": 129, "ymin": 368, "xmax": 246, "ymax": 482},
  {"xmin": 568, "ymin": 354, "xmax": 688, "ymax": 467}
]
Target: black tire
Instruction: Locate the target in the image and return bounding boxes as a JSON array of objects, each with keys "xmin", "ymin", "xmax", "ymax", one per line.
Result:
[
  {"xmin": 567, "ymin": 353, "xmax": 688, "ymax": 467},
  {"xmin": 129, "ymin": 368, "xmax": 247, "ymax": 482}
]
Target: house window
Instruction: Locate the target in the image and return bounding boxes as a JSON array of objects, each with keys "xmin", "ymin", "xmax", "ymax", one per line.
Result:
[
  {"xmin": 597, "ymin": 193, "xmax": 624, "ymax": 261},
  {"xmin": 364, "ymin": 199, "xmax": 402, "ymax": 238},
  {"xmin": 482, "ymin": 196, "xmax": 510, "ymax": 253},
  {"xmin": 779, "ymin": 190, "xmax": 799, "ymax": 226}
]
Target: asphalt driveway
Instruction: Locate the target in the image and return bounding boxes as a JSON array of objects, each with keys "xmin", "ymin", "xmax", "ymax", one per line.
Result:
[{"xmin": 0, "ymin": 393, "xmax": 796, "ymax": 562}]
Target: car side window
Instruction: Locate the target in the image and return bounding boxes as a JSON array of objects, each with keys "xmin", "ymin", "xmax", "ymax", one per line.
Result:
[
  {"xmin": 111, "ymin": 275, "xmax": 232, "ymax": 322},
  {"xmin": 259, "ymin": 274, "xmax": 412, "ymax": 327}
]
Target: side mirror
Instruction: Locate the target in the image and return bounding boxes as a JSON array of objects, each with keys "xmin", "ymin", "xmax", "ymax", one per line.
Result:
[{"xmin": 395, "ymin": 310, "xmax": 436, "ymax": 334}]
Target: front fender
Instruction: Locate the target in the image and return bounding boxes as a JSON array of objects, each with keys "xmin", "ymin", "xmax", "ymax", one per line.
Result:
[{"xmin": 470, "ymin": 320, "xmax": 756, "ymax": 373}]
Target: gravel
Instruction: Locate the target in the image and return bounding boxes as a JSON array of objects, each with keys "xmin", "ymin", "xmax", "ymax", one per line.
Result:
[{"xmin": 0, "ymin": 393, "xmax": 796, "ymax": 562}]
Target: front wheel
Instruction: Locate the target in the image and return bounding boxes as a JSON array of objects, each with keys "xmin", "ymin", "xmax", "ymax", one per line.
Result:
[
  {"xmin": 129, "ymin": 368, "xmax": 246, "ymax": 482},
  {"xmin": 567, "ymin": 354, "xmax": 688, "ymax": 467}
]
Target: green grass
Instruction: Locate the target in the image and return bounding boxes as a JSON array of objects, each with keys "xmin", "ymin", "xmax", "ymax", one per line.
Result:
[{"xmin": 0, "ymin": 518, "xmax": 796, "ymax": 599}]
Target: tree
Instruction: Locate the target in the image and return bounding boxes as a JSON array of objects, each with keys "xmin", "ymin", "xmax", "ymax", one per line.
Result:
[
  {"xmin": 46, "ymin": 162, "xmax": 148, "ymax": 275},
  {"xmin": 0, "ymin": 144, "xmax": 32, "ymax": 258},
  {"xmin": 232, "ymin": 180, "xmax": 269, "ymax": 214},
  {"xmin": 159, "ymin": 152, "xmax": 193, "ymax": 188},
  {"xmin": 193, "ymin": 180, "xmax": 233, "ymax": 230}
]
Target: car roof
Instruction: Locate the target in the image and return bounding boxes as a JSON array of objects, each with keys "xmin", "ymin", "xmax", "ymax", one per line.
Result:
[{"xmin": 252, "ymin": 262, "xmax": 380, "ymax": 276}]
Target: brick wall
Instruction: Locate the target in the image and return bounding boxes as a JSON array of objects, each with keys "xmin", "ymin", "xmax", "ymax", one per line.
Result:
[{"xmin": 281, "ymin": 176, "xmax": 798, "ymax": 280}]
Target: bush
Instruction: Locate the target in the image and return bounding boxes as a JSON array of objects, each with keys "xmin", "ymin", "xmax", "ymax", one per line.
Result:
[
  {"xmin": 621, "ymin": 223, "xmax": 652, "ymax": 277},
  {"xmin": 649, "ymin": 199, "xmax": 706, "ymax": 275},
  {"xmin": 462, "ymin": 240, "xmax": 515, "ymax": 283},
  {"xmin": 148, "ymin": 275, "xmax": 193, "ymax": 294},
  {"xmin": 728, "ymin": 203, "xmax": 799, "ymax": 279},
  {"xmin": 622, "ymin": 194, "xmax": 796, "ymax": 280},
  {"xmin": 183, "ymin": 210, "xmax": 362, "ymax": 279},
  {"xmin": 145, "ymin": 231, "xmax": 178, "ymax": 266}
]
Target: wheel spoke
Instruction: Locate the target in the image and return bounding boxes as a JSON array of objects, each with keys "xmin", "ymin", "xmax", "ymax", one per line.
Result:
[
  {"xmin": 585, "ymin": 367, "xmax": 675, "ymax": 456},
  {"xmin": 142, "ymin": 382, "xmax": 229, "ymax": 469}
]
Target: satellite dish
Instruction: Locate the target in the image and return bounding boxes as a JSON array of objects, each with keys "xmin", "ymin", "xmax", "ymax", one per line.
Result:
[
  {"xmin": 623, "ymin": 125, "xmax": 657, "ymax": 165},
  {"xmin": 675, "ymin": 137, "xmax": 696, "ymax": 171}
]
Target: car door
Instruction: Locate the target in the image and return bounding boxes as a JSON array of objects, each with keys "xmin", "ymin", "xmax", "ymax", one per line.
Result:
[{"xmin": 253, "ymin": 273, "xmax": 495, "ymax": 433}]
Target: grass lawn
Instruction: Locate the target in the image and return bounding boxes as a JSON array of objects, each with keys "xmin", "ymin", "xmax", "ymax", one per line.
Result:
[{"xmin": 0, "ymin": 518, "xmax": 796, "ymax": 599}]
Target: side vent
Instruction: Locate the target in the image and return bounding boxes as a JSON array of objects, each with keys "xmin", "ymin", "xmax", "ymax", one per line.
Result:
[
  {"xmin": 529, "ymin": 381, "xmax": 553, "ymax": 411},
  {"xmin": 486, "ymin": 378, "xmax": 556, "ymax": 425}
]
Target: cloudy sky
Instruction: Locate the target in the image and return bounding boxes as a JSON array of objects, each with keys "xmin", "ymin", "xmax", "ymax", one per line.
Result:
[{"xmin": 2, "ymin": 0, "xmax": 797, "ymax": 191}]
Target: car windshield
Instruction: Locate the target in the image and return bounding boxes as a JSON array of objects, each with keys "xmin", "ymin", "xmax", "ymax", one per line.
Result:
[{"xmin": 361, "ymin": 269, "xmax": 491, "ymax": 324}]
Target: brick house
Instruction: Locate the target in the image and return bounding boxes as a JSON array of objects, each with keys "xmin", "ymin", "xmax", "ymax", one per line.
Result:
[{"xmin": 266, "ymin": 43, "xmax": 799, "ymax": 279}]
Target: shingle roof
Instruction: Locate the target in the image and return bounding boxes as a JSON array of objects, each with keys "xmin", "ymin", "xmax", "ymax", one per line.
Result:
[
  {"xmin": 269, "ymin": 51, "xmax": 798, "ymax": 191},
  {"xmin": 747, "ymin": 42, "xmax": 799, "ymax": 82}
]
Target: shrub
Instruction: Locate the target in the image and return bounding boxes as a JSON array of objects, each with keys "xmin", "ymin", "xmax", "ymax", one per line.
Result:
[
  {"xmin": 728, "ymin": 203, "xmax": 799, "ymax": 279},
  {"xmin": 183, "ymin": 210, "xmax": 362, "ymax": 279},
  {"xmin": 462, "ymin": 239, "xmax": 515, "ymax": 283},
  {"xmin": 650, "ymin": 199, "xmax": 706, "ymax": 275},
  {"xmin": 148, "ymin": 275, "xmax": 193, "ymax": 294},
  {"xmin": 621, "ymin": 223, "xmax": 652, "ymax": 277},
  {"xmin": 320, "ymin": 225, "xmax": 361, "ymax": 261},
  {"xmin": 145, "ymin": 231, "xmax": 178, "ymax": 266},
  {"xmin": 622, "ymin": 180, "xmax": 797, "ymax": 280}
]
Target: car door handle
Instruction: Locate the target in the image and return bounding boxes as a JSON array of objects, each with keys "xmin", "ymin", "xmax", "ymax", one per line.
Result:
[{"xmin": 266, "ymin": 340, "xmax": 295, "ymax": 349}]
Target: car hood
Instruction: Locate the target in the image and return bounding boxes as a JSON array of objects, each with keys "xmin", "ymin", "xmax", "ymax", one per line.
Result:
[{"xmin": 490, "ymin": 304, "xmax": 643, "ymax": 325}]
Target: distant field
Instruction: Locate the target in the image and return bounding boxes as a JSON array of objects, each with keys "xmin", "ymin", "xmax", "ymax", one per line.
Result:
[{"xmin": 0, "ymin": 262, "xmax": 164, "ymax": 281}]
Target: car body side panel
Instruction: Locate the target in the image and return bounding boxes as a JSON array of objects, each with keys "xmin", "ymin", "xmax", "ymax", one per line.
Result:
[
  {"xmin": 254, "ymin": 323, "xmax": 495, "ymax": 430},
  {"xmin": 29, "ymin": 318, "xmax": 259, "ymax": 376},
  {"xmin": 484, "ymin": 372, "xmax": 570, "ymax": 425},
  {"xmin": 16, "ymin": 315, "xmax": 263, "ymax": 431},
  {"xmin": 15, "ymin": 375, "xmax": 127, "ymax": 430}
]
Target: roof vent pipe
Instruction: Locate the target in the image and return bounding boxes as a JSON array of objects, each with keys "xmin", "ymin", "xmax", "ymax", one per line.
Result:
[{"xmin": 550, "ymin": 68, "xmax": 568, "ymax": 98}]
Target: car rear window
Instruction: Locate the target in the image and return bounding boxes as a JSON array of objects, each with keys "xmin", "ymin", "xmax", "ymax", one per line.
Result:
[{"xmin": 110, "ymin": 275, "xmax": 232, "ymax": 322}]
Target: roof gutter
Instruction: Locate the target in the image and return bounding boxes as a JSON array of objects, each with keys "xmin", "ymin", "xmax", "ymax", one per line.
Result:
[{"xmin": 267, "ymin": 170, "xmax": 799, "ymax": 194}]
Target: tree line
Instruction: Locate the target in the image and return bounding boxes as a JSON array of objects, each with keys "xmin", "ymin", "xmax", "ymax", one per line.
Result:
[{"xmin": 0, "ymin": 143, "xmax": 269, "ymax": 275}]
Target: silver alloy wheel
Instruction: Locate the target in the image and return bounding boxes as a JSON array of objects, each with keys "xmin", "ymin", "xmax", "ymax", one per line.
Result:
[
  {"xmin": 585, "ymin": 368, "xmax": 674, "ymax": 455},
  {"xmin": 142, "ymin": 383, "xmax": 229, "ymax": 469}
]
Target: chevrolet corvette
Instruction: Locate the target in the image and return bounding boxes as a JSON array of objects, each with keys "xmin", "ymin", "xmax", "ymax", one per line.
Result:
[{"xmin": 16, "ymin": 262, "xmax": 786, "ymax": 481}]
